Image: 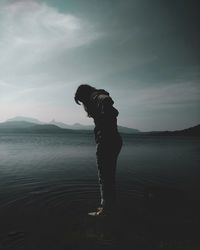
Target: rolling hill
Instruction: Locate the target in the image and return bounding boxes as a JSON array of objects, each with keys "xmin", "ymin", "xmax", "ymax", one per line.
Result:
[
  {"xmin": 2, "ymin": 117, "xmax": 140, "ymax": 134},
  {"xmin": 0, "ymin": 117, "xmax": 199, "ymax": 135}
]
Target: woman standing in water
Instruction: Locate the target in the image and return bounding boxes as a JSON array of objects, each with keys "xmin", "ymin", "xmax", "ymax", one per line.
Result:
[{"xmin": 74, "ymin": 84, "xmax": 123, "ymax": 216}]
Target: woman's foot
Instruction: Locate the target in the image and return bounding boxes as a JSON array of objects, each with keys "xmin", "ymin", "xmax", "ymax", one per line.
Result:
[{"xmin": 88, "ymin": 207, "xmax": 107, "ymax": 217}]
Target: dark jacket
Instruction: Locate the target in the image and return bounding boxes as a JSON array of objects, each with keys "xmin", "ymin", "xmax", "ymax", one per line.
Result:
[{"xmin": 89, "ymin": 90, "xmax": 120, "ymax": 143}]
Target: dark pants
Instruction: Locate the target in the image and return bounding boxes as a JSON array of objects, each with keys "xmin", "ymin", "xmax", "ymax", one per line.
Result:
[{"xmin": 96, "ymin": 134, "xmax": 123, "ymax": 211}]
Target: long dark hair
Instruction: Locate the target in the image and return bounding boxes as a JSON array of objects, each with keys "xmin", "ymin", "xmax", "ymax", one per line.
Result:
[{"xmin": 74, "ymin": 84, "xmax": 97, "ymax": 117}]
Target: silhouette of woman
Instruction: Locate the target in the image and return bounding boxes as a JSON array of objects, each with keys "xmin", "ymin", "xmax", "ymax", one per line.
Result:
[{"xmin": 74, "ymin": 84, "xmax": 123, "ymax": 216}]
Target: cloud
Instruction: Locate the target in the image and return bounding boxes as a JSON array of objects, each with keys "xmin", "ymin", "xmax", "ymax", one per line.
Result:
[
  {"xmin": 116, "ymin": 81, "xmax": 200, "ymax": 131},
  {"xmin": 119, "ymin": 81, "xmax": 200, "ymax": 110},
  {"xmin": 0, "ymin": 0, "xmax": 102, "ymax": 123},
  {"xmin": 0, "ymin": 0, "xmax": 100, "ymax": 87},
  {"xmin": 0, "ymin": 1, "xmax": 199, "ymax": 129}
]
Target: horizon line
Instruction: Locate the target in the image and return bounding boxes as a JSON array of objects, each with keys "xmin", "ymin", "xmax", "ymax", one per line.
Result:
[{"xmin": 0, "ymin": 116, "xmax": 199, "ymax": 132}]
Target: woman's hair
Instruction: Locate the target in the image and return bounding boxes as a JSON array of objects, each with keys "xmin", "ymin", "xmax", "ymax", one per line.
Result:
[
  {"xmin": 74, "ymin": 84, "xmax": 96, "ymax": 105},
  {"xmin": 74, "ymin": 84, "xmax": 97, "ymax": 117},
  {"xmin": 74, "ymin": 84, "xmax": 110, "ymax": 117}
]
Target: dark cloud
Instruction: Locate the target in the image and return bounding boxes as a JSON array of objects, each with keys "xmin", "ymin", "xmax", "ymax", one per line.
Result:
[
  {"xmin": 44, "ymin": 0, "xmax": 200, "ymax": 130},
  {"xmin": 50, "ymin": 0, "xmax": 200, "ymax": 78}
]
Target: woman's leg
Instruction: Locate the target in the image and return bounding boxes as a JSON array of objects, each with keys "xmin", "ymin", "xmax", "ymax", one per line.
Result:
[{"xmin": 96, "ymin": 136, "xmax": 122, "ymax": 211}]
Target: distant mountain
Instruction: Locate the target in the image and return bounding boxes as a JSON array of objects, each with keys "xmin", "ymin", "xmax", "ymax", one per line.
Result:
[
  {"xmin": 142, "ymin": 124, "xmax": 200, "ymax": 136},
  {"xmin": 5, "ymin": 116, "xmax": 140, "ymax": 134},
  {"xmin": 24, "ymin": 124, "xmax": 66, "ymax": 133},
  {"xmin": 7, "ymin": 116, "xmax": 43, "ymax": 124},
  {"xmin": 50, "ymin": 120, "xmax": 140, "ymax": 134},
  {"xmin": 117, "ymin": 126, "xmax": 140, "ymax": 134},
  {"xmin": 1, "ymin": 119, "xmax": 139, "ymax": 134},
  {"xmin": 0, "ymin": 121, "xmax": 37, "ymax": 129},
  {"xmin": 70, "ymin": 123, "xmax": 93, "ymax": 130},
  {"xmin": 172, "ymin": 124, "xmax": 200, "ymax": 136},
  {"xmin": 2, "ymin": 116, "xmax": 199, "ymax": 135},
  {"xmin": 49, "ymin": 120, "xmax": 93, "ymax": 130},
  {"xmin": 0, "ymin": 121, "xmax": 70, "ymax": 133}
]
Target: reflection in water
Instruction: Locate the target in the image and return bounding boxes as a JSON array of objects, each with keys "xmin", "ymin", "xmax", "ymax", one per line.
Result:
[{"xmin": 0, "ymin": 133, "xmax": 200, "ymax": 249}]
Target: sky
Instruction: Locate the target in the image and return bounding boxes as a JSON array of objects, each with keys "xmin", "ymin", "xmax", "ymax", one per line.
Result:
[{"xmin": 0, "ymin": 0, "xmax": 199, "ymax": 131}]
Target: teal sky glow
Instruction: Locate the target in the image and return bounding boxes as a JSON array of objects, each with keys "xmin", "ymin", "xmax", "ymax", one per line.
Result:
[{"xmin": 0, "ymin": 0, "xmax": 199, "ymax": 131}]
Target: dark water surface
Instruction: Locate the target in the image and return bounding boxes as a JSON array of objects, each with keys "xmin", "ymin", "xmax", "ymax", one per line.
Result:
[{"xmin": 0, "ymin": 133, "xmax": 200, "ymax": 250}]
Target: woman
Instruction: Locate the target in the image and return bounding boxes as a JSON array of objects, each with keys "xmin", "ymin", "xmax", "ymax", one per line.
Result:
[{"xmin": 74, "ymin": 84, "xmax": 123, "ymax": 216}]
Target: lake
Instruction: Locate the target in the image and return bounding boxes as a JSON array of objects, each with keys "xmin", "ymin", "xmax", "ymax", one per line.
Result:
[{"xmin": 0, "ymin": 133, "xmax": 200, "ymax": 250}]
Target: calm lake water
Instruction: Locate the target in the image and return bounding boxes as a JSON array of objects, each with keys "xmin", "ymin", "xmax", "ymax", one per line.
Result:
[{"xmin": 0, "ymin": 132, "xmax": 200, "ymax": 250}]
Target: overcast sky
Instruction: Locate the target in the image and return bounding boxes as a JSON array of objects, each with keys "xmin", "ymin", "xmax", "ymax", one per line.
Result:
[{"xmin": 0, "ymin": 0, "xmax": 199, "ymax": 131}]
